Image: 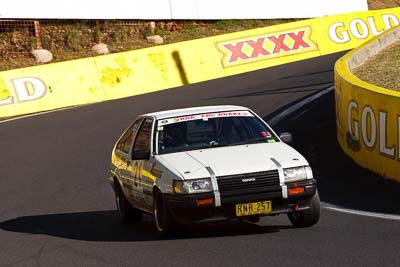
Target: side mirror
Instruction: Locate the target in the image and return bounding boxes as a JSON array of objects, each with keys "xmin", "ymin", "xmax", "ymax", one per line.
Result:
[
  {"xmin": 132, "ymin": 150, "xmax": 150, "ymax": 160},
  {"xmin": 279, "ymin": 132, "xmax": 293, "ymax": 144}
]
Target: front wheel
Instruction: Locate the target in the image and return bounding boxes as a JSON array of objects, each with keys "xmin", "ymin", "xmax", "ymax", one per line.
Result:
[
  {"xmin": 153, "ymin": 190, "xmax": 176, "ymax": 235},
  {"xmin": 288, "ymin": 191, "xmax": 320, "ymax": 228}
]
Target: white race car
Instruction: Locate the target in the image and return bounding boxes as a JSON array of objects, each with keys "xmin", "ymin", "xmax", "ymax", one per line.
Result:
[{"xmin": 108, "ymin": 105, "xmax": 319, "ymax": 234}]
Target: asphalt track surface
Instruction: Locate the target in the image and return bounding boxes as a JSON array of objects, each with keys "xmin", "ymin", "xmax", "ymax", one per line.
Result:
[{"xmin": 1, "ymin": 52, "xmax": 399, "ymax": 267}]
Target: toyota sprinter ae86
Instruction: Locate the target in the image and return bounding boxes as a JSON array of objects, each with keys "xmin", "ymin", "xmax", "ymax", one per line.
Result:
[{"xmin": 108, "ymin": 105, "xmax": 319, "ymax": 234}]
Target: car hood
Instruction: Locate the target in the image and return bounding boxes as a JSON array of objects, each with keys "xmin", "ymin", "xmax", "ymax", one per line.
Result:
[{"xmin": 157, "ymin": 142, "xmax": 309, "ymax": 180}]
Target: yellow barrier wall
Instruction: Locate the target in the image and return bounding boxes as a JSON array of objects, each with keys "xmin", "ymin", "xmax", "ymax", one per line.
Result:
[
  {"xmin": 1, "ymin": 7, "xmax": 399, "ymax": 118},
  {"xmin": 95, "ymin": 38, "xmax": 225, "ymax": 101},
  {"xmin": 0, "ymin": 58, "xmax": 105, "ymax": 118},
  {"xmin": 335, "ymin": 26, "xmax": 400, "ymax": 182}
]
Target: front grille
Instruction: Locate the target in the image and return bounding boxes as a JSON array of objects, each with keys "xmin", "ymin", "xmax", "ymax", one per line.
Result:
[{"xmin": 217, "ymin": 170, "xmax": 281, "ymax": 197}]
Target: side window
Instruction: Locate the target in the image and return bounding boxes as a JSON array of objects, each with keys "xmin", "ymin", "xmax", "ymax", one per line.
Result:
[
  {"xmin": 132, "ymin": 118, "xmax": 153, "ymax": 159},
  {"xmin": 116, "ymin": 118, "xmax": 142, "ymax": 154}
]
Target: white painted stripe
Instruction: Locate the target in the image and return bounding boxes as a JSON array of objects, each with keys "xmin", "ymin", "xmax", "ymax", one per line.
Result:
[
  {"xmin": 0, "ymin": 106, "xmax": 80, "ymax": 125},
  {"xmin": 205, "ymin": 166, "xmax": 221, "ymax": 207},
  {"xmin": 321, "ymin": 202, "xmax": 400, "ymax": 221},
  {"xmin": 267, "ymin": 85, "xmax": 334, "ymax": 127},
  {"xmin": 270, "ymin": 158, "xmax": 287, "ymax": 199}
]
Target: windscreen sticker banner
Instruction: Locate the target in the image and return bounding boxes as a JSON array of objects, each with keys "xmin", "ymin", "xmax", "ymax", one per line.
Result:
[
  {"xmin": 216, "ymin": 26, "xmax": 318, "ymax": 68},
  {"xmin": 158, "ymin": 111, "xmax": 253, "ymax": 126}
]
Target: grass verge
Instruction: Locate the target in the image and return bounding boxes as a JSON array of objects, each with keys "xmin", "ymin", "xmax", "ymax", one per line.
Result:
[
  {"xmin": 0, "ymin": 0, "xmax": 398, "ymax": 71},
  {"xmin": 353, "ymin": 40, "xmax": 400, "ymax": 91}
]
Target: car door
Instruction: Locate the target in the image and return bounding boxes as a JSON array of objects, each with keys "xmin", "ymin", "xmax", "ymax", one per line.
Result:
[{"xmin": 128, "ymin": 117, "xmax": 155, "ymax": 211}]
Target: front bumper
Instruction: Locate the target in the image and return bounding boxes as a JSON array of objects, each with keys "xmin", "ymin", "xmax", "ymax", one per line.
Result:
[{"xmin": 165, "ymin": 179, "xmax": 317, "ymax": 224}]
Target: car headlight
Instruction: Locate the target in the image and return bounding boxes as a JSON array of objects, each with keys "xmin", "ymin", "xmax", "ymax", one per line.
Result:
[
  {"xmin": 283, "ymin": 166, "xmax": 313, "ymax": 182},
  {"xmin": 173, "ymin": 178, "xmax": 213, "ymax": 194}
]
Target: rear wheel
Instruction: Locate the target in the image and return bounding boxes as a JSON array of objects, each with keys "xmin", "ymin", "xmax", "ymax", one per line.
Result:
[
  {"xmin": 115, "ymin": 181, "xmax": 143, "ymax": 222},
  {"xmin": 153, "ymin": 190, "xmax": 175, "ymax": 235},
  {"xmin": 288, "ymin": 191, "xmax": 320, "ymax": 228}
]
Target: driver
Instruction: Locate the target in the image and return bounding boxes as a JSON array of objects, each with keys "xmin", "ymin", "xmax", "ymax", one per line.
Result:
[{"xmin": 163, "ymin": 122, "xmax": 188, "ymax": 147}]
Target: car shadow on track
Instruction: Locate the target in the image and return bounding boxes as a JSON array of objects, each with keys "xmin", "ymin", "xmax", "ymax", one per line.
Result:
[
  {"xmin": 266, "ymin": 90, "xmax": 400, "ymax": 215},
  {"xmin": 0, "ymin": 211, "xmax": 293, "ymax": 242}
]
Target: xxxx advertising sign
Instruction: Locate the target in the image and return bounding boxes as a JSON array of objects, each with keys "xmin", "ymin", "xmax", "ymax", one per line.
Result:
[
  {"xmin": 216, "ymin": 26, "xmax": 318, "ymax": 68},
  {"xmin": 215, "ymin": 22, "xmax": 321, "ymax": 75},
  {"xmin": 215, "ymin": 7, "xmax": 400, "ymax": 75}
]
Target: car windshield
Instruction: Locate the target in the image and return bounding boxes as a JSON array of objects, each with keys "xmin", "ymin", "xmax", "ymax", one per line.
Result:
[{"xmin": 156, "ymin": 110, "xmax": 278, "ymax": 154}]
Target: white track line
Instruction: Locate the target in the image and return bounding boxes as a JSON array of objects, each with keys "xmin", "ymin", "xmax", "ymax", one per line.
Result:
[
  {"xmin": 267, "ymin": 85, "xmax": 334, "ymax": 127},
  {"xmin": 0, "ymin": 106, "xmax": 79, "ymax": 124},
  {"xmin": 321, "ymin": 202, "xmax": 400, "ymax": 221}
]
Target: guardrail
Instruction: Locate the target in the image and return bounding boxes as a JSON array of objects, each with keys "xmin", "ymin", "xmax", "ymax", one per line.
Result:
[
  {"xmin": 1, "ymin": 7, "xmax": 399, "ymax": 119},
  {"xmin": 335, "ymin": 25, "xmax": 400, "ymax": 182}
]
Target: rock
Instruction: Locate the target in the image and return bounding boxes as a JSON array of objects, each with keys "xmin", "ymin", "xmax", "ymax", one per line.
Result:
[
  {"xmin": 146, "ymin": 35, "xmax": 164, "ymax": 45},
  {"xmin": 92, "ymin": 43, "xmax": 109, "ymax": 55},
  {"xmin": 31, "ymin": 49, "xmax": 53, "ymax": 63}
]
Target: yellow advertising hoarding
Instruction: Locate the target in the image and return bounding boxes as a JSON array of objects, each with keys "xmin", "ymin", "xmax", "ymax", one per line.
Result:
[
  {"xmin": 317, "ymin": 8, "xmax": 400, "ymax": 55},
  {"xmin": 94, "ymin": 38, "xmax": 225, "ymax": 101},
  {"xmin": 214, "ymin": 7, "xmax": 400, "ymax": 76},
  {"xmin": 0, "ymin": 58, "xmax": 104, "ymax": 118},
  {"xmin": 1, "ymin": 7, "xmax": 399, "ymax": 119}
]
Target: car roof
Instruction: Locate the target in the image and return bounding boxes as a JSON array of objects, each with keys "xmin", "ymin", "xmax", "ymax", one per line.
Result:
[{"xmin": 143, "ymin": 105, "xmax": 251, "ymax": 120}]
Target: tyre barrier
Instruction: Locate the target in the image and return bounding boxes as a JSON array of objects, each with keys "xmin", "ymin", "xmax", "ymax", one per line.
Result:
[{"xmin": 335, "ymin": 25, "xmax": 400, "ymax": 182}]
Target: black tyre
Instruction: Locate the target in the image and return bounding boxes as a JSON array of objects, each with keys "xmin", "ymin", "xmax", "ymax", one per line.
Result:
[
  {"xmin": 115, "ymin": 181, "xmax": 143, "ymax": 222},
  {"xmin": 153, "ymin": 190, "xmax": 175, "ymax": 235},
  {"xmin": 288, "ymin": 190, "xmax": 320, "ymax": 228}
]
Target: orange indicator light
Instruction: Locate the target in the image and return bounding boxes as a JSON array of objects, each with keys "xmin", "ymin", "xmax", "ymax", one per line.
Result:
[
  {"xmin": 196, "ymin": 198, "xmax": 214, "ymax": 206},
  {"xmin": 288, "ymin": 187, "xmax": 305, "ymax": 195}
]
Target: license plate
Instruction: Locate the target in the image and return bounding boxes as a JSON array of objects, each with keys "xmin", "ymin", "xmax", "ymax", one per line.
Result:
[{"xmin": 235, "ymin": 201, "xmax": 272, "ymax": 216}]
